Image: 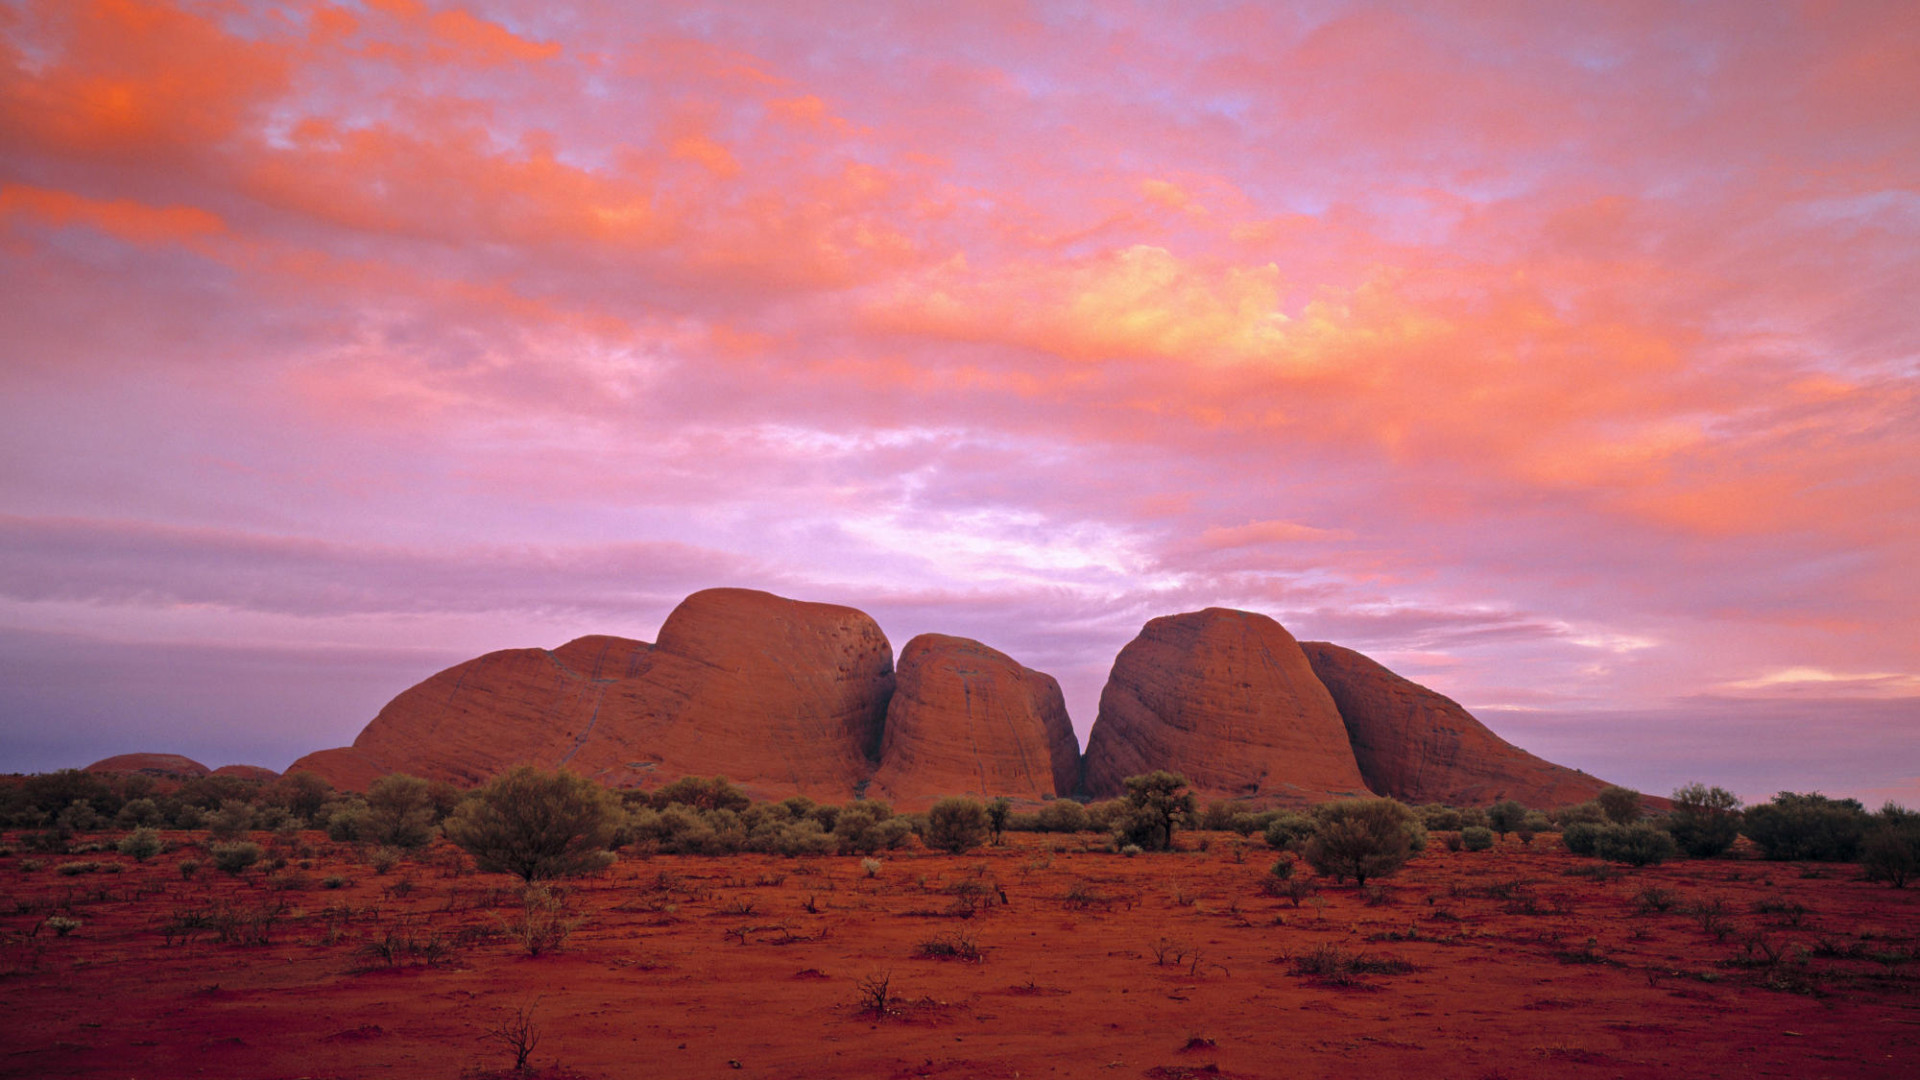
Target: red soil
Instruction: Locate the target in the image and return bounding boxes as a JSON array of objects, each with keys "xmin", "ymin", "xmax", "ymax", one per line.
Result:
[{"xmin": 2, "ymin": 832, "xmax": 1915, "ymax": 1079}]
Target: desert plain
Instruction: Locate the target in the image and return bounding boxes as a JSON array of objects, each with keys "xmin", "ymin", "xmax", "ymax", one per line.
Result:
[{"xmin": 3, "ymin": 828, "xmax": 1916, "ymax": 1080}]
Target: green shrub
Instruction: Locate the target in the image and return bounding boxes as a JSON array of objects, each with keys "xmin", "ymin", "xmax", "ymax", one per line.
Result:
[
  {"xmin": 986, "ymin": 797, "xmax": 1013, "ymax": 844},
  {"xmin": 1033, "ymin": 800, "xmax": 1090, "ymax": 833},
  {"xmin": 1554, "ymin": 801, "xmax": 1606, "ymax": 827},
  {"xmin": 1115, "ymin": 772, "xmax": 1195, "ymax": 852},
  {"xmin": 1592, "ymin": 822, "xmax": 1676, "ymax": 866},
  {"xmin": 1561, "ymin": 821, "xmax": 1604, "ymax": 856},
  {"xmin": 1486, "ymin": 800, "xmax": 1526, "ymax": 838},
  {"xmin": 1742, "ymin": 792, "xmax": 1869, "ymax": 861},
  {"xmin": 114, "ymin": 798, "xmax": 164, "ymax": 829},
  {"xmin": 925, "ymin": 797, "xmax": 991, "ymax": 854},
  {"xmin": 1417, "ymin": 805, "xmax": 1462, "ymax": 832},
  {"xmin": 365, "ymin": 774, "xmax": 437, "ymax": 849},
  {"xmin": 444, "ymin": 766, "xmax": 622, "ymax": 881},
  {"xmin": 1861, "ymin": 808, "xmax": 1920, "ymax": 888},
  {"xmin": 1302, "ymin": 799, "xmax": 1421, "ymax": 886},
  {"xmin": 1597, "ymin": 786, "xmax": 1644, "ymax": 825},
  {"xmin": 211, "ymin": 841, "xmax": 263, "ymax": 875},
  {"xmin": 118, "ymin": 827, "xmax": 163, "ymax": 861},
  {"xmin": 206, "ymin": 800, "xmax": 256, "ymax": 839},
  {"xmin": 1262, "ymin": 813, "xmax": 1315, "ymax": 852},
  {"xmin": 649, "ymin": 775, "xmax": 751, "ymax": 813},
  {"xmin": 833, "ymin": 801, "xmax": 911, "ymax": 854},
  {"xmin": 1665, "ymin": 783, "xmax": 1742, "ymax": 858},
  {"xmin": 1460, "ymin": 826, "xmax": 1494, "ymax": 851},
  {"xmin": 177, "ymin": 857, "xmax": 202, "ymax": 879}
]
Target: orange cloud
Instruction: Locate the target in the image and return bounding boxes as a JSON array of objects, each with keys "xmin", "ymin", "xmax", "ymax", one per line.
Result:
[{"xmin": 0, "ymin": 183, "xmax": 225, "ymax": 247}]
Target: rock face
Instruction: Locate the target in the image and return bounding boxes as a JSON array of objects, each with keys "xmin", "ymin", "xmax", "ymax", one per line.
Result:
[
  {"xmin": 85, "ymin": 753, "xmax": 209, "ymax": 777},
  {"xmin": 289, "ymin": 588, "xmax": 895, "ymax": 801},
  {"xmin": 1082, "ymin": 609, "xmax": 1371, "ymax": 804},
  {"xmin": 1299, "ymin": 641, "xmax": 1614, "ymax": 809},
  {"xmin": 870, "ymin": 634, "xmax": 1080, "ymax": 808}
]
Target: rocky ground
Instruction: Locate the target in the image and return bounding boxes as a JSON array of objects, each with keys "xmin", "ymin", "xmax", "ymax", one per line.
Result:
[{"xmin": 2, "ymin": 831, "xmax": 1916, "ymax": 1079}]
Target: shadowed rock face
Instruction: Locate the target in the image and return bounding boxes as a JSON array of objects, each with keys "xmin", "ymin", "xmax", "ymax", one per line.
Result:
[
  {"xmin": 210, "ymin": 765, "xmax": 280, "ymax": 781},
  {"xmin": 1299, "ymin": 641, "xmax": 1615, "ymax": 809},
  {"xmin": 289, "ymin": 588, "xmax": 895, "ymax": 800},
  {"xmin": 870, "ymin": 634, "xmax": 1080, "ymax": 808},
  {"xmin": 85, "ymin": 753, "xmax": 210, "ymax": 777},
  {"xmin": 1082, "ymin": 608, "xmax": 1372, "ymax": 804}
]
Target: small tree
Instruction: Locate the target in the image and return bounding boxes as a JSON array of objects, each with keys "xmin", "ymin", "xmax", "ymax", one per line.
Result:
[
  {"xmin": 986, "ymin": 797, "xmax": 1013, "ymax": 845},
  {"xmin": 1302, "ymin": 799, "xmax": 1420, "ymax": 886},
  {"xmin": 443, "ymin": 767, "xmax": 622, "ymax": 882},
  {"xmin": 1665, "ymin": 783, "xmax": 1742, "ymax": 858},
  {"xmin": 1596, "ymin": 786, "xmax": 1643, "ymax": 825},
  {"xmin": 1861, "ymin": 804, "xmax": 1920, "ymax": 888},
  {"xmin": 1117, "ymin": 771, "xmax": 1195, "ymax": 852},
  {"xmin": 925, "ymin": 797, "xmax": 991, "ymax": 854},
  {"xmin": 1742, "ymin": 792, "xmax": 1868, "ymax": 861},
  {"xmin": 1486, "ymin": 800, "xmax": 1526, "ymax": 840},
  {"xmin": 366, "ymin": 774, "xmax": 437, "ymax": 849}
]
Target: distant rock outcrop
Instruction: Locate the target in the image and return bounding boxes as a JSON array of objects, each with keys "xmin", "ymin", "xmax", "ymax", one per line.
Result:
[
  {"xmin": 870, "ymin": 634, "xmax": 1080, "ymax": 807},
  {"xmin": 1082, "ymin": 608, "xmax": 1372, "ymax": 804},
  {"xmin": 289, "ymin": 588, "xmax": 895, "ymax": 801},
  {"xmin": 210, "ymin": 764, "xmax": 281, "ymax": 782},
  {"xmin": 1299, "ymin": 641, "xmax": 1615, "ymax": 809},
  {"xmin": 85, "ymin": 753, "xmax": 209, "ymax": 777}
]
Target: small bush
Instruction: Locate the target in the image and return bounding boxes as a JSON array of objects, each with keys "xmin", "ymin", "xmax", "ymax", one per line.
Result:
[
  {"xmin": 925, "ymin": 798, "xmax": 991, "ymax": 854},
  {"xmin": 211, "ymin": 841, "xmax": 263, "ymax": 875},
  {"xmin": 1561, "ymin": 821, "xmax": 1604, "ymax": 856},
  {"xmin": 1302, "ymin": 799, "xmax": 1421, "ymax": 886},
  {"xmin": 1263, "ymin": 813, "xmax": 1315, "ymax": 852},
  {"xmin": 1592, "ymin": 822, "xmax": 1676, "ymax": 867},
  {"xmin": 1597, "ymin": 786, "xmax": 1644, "ymax": 825},
  {"xmin": 46, "ymin": 915, "xmax": 81, "ymax": 937},
  {"xmin": 1666, "ymin": 783, "xmax": 1743, "ymax": 858},
  {"xmin": 1033, "ymin": 800, "xmax": 1090, "ymax": 834},
  {"xmin": 177, "ymin": 857, "xmax": 202, "ymax": 880},
  {"xmin": 860, "ymin": 857, "xmax": 882, "ymax": 877},
  {"xmin": 206, "ymin": 800, "xmax": 256, "ymax": 840},
  {"xmin": 915, "ymin": 930, "xmax": 984, "ymax": 962},
  {"xmin": 1742, "ymin": 792, "xmax": 1868, "ymax": 861},
  {"xmin": 1861, "ymin": 814, "xmax": 1920, "ymax": 888},
  {"xmin": 364, "ymin": 774, "xmax": 437, "ymax": 849},
  {"xmin": 117, "ymin": 827, "xmax": 163, "ymax": 861},
  {"xmin": 1486, "ymin": 800, "xmax": 1526, "ymax": 838},
  {"xmin": 1113, "ymin": 772, "xmax": 1195, "ymax": 852},
  {"xmin": 444, "ymin": 766, "xmax": 622, "ymax": 881},
  {"xmin": 1460, "ymin": 826, "xmax": 1494, "ymax": 852},
  {"xmin": 368, "ymin": 847, "xmax": 401, "ymax": 875}
]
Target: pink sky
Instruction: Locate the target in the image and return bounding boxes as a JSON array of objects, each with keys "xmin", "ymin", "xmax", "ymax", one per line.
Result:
[{"xmin": 3, "ymin": 1, "xmax": 1916, "ymax": 805}]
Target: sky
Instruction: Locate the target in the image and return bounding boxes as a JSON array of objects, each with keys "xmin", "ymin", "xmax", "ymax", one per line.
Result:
[{"xmin": 2, "ymin": 0, "xmax": 1916, "ymax": 806}]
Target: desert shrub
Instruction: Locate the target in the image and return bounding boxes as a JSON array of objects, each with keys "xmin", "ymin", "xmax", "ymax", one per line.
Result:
[
  {"xmin": 1592, "ymin": 822, "xmax": 1676, "ymax": 867},
  {"xmin": 1861, "ymin": 807, "xmax": 1920, "ymax": 888},
  {"xmin": 206, "ymin": 800, "xmax": 256, "ymax": 839},
  {"xmin": 1440, "ymin": 831, "xmax": 1464, "ymax": 852},
  {"xmin": 267, "ymin": 770, "xmax": 332, "ymax": 823},
  {"xmin": 915, "ymin": 930, "xmax": 984, "ymax": 962},
  {"xmin": 444, "ymin": 766, "xmax": 622, "ymax": 881},
  {"xmin": 320, "ymin": 798, "xmax": 371, "ymax": 843},
  {"xmin": 649, "ymin": 775, "xmax": 751, "ymax": 813},
  {"xmin": 833, "ymin": 801, "xmax": 912, "ymax": 854},
  {"xmin": 1460, "ymin": 826, "xmax": 1494, "ymax": 852},
  {"xmin": 860, "ymin": 857, "xmax": 882, "ymax": 877},
  {"xmin": 1554, "ymin": 801, "xmax": 1606, "ymax": 827},
  {"xmin": 46, "ymin": 915, "xmax": 81, "ymax": 937},
  {"xmin": 1302, "ymin": 799, "xmax": 1421, "ymax": 886},
  {"xmin": 1226, "ymin": 810, "xmax": 1280, "ymax": 837},
  {"xmin": 1486, "ymin": 800, "xmax": 1526, "ymax": 839},
  {"xmin": 925, "ymin": 797, "xmax": 991, "ymax": 854},
  {"xmin": 117, "ymin": 827, "xmax": 163, "ymax": 861},
  {"xmin": 56, "ymin": 860, "xmax": 102, "ymax": 875},
  {"xmin": 365, "ymin": 774, "xmax": 437, "ymax": 849},
  {"xmin": 1597, "ymin": 786, "xmax": 1644, "ymax": 825},
  {"xmin": 113, "ymin": 798, "xmax": 164, "ymax": 829},
  {"xmin": 1033, "ymin": 799, "xmax": 1090, "ymax": 834},
  {"xmin": 1113, "ymin": 772, "xmax": 1195, "ymax": 852},
  {"xmin": 1521, "ymin": 811, "xmax": 1553, "ymax": 835},
  {"xmin": 985, "ymin": 797, "xmax": 1014, "ymax": 844},
  {"xmin": 504, "ymin": 884, "xmax": 579, "ymax": 956},
  {"xmin": 368, "ymin": 847, "xmax": 402, "ymax": 875},
  {"xmin": 1561, "ymin": 821, "xmax": 1604, "ymax": 856},
  {"xmin": 1742, "ymin": 792, "xmax": 1869, "ymax": 861},
  {"xmin": 1262, "ymin": 813, "xmax": 1316, "ymax": 852},
  {"xmin": 1084, "ymin": 798, "xmax": 1130, "ymax": 832},
  {"xmin": 1198, "ymin": 801, "xmax": 1244, "ymax": 831},
  {"xmin": 177, "ymin": 857, "xmax": 202, "ymax": 879},
  {"xmin": 763, "ymin": 819, "xmax": 838, "ymax": 857},
  {"xmin": 1417, "ymin": 805, "xmax": 1463, "ymax": 832},
  {"xmin": 1665, "ymin": 783, "xmax": 1743, "ymax": 858},
  {"xmin": 211, "ymin": 841, "xmax": 263, "ymax": 875}
]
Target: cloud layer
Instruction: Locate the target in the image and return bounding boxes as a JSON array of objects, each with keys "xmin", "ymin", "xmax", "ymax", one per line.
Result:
[{"xmin": 2, "ymin": 1, "xmax": 1916, "ymax": 799}]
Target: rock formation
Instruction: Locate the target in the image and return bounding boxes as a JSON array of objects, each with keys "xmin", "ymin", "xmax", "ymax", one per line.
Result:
[
  {"xmin": 869, "ymin": 634, "xmax": 1080, "ymax": 807},
  {"xmin": 289, "ymin": 588, "xmax": 895, "ymax": 801},
  {"xmin": 1299, "ymin": 641, "xmax": 1615, "ymax": 809},
  {"xmin": 1081, "ymin": 608, "xmax": 1372, "ymax": 804},
  {"xmin": 84, "ymin": 753, "xmax": 209, "ymax": 777},
  {"xmin": 210, "ymin": 764, "xmax": 281, "ymax": 782}
]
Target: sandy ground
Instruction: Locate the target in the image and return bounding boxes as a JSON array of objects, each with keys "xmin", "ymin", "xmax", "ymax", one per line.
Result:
[{"xmin": 2, "ymin": 829, "xmax": 1916, "ymax": 1079}]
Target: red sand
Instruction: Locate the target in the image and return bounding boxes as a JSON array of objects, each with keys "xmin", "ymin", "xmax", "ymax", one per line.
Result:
[{"xmin": 2, "ymin": 831, "xmax": 1915, "ymax": 1078}]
